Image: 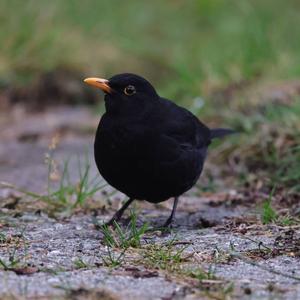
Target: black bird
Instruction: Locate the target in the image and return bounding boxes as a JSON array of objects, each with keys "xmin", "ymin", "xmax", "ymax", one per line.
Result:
[{"xmin": 84, "ymin": 73, "xmax": 234, "ymax": 227}]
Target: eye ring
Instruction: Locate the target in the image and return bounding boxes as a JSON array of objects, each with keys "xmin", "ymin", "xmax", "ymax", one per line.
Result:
[{"xmin": 124, "ymin": 85, "xmax": 136, "ymax": 96}]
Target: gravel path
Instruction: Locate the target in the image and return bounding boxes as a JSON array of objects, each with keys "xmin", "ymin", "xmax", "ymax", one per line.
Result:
[{"xmin": 0, "ymin": 107, "xmax": 299, "ymax": 300}]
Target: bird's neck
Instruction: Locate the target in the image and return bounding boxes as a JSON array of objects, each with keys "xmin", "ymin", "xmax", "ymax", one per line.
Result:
[{"xmin": 105, "ymin": 102, "xmax": 158, "ymax": 122}]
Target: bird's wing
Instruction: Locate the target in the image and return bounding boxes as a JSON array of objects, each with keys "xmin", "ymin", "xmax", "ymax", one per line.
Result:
[
  {"xmin": 143, "ymin": 100, "xmax": 210, "ymax": 191},
  {"xmin": 157, "ymin": 98, "xmax": 211, "ymax": 150}
]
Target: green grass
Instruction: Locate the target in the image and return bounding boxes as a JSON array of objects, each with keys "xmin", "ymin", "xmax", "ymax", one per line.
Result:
[
  {"xmin": 184, "ymin": 266, "xmax": 217, "ymax": 281},
  {"xmin": 0, "ymin": 233, "xmax": 7, "ymax": 244},
  {"xmin": 0, "ymin": 153, "xmax": 107, "ymax": 215},
  {"xmin": 98, "ymin": 213, "xmax": 141, "ymax": 271},
  {"xmin": 101, "ymin": 210, "xmax": 148, "ymax": 249},
  {"xmin": 100, "ymin": 247, "xmax": 126, "ymax": 268},
  {"xmin": 261, "ymin": 200, "xmax": 277, "ymax": 225},
  {"xmin": 0, "ymin": 227, "xmax": 28, "ymax": 271},
  {"xmin": 73, "ymin": 258, "xmax": 88, "ymax": 270},
  {"xmin": 208, "ymin": 96, "xmax": 300, "ymax": 194},
  {"xmin": 142, "ymin": 238, "xmax": 188, "ymax": 271},
  {"xmin": 276, "ymin": 214, "xmax": 300, "ymax": 227},
  {"xmin": 45, "ymin": 152, "xmax": 107, "ymax": 211},
  {"xmin": 259, "ymin": 186, "xmax": 300, "ymax": 225}
]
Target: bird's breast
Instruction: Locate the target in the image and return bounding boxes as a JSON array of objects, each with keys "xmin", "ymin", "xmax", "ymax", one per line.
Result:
[{"xmin": 94, "ymin": 117, "xmax": 205, "ymax": 202}]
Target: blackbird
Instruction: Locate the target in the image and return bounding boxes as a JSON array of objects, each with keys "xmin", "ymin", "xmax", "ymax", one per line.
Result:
[{"xmin": 84, "ymin": 73, "xmax": 234, "ymax": 227}]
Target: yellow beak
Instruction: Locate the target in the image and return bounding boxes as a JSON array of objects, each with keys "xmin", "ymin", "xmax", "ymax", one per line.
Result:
[{"xmin": 83, "ymin": 77, "xmax": 112, "ymax": 94}]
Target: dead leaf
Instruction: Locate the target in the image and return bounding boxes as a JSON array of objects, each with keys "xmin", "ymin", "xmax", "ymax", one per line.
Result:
[{"xmin": 10, "ymin": 266, "xmax": 39, "ymax": 275}]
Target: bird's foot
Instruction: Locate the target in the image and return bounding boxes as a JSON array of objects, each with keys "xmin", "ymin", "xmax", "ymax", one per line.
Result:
[
  {"xmin": 162, "ymin": 217, "xmax": 173, "ymax": 228},
  {"xmin": 103, "ymin": 217, "xmax": 119, "ymax": 227},
  {"xmin": 149, "ymin": 218, "xmax": 174, "ymax": 233},
  {"xmin": 92, "ymin": 220, "xmax": 115, "ymax": 230}
]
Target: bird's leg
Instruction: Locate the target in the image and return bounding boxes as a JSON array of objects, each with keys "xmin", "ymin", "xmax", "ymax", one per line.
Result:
[
  {"xmin": 163, "ymin": 196, "xmax": 179, "ymax": 227},
  {"xmin": 106, "ymin": 198, "xmax": 134, "ymax": 226}
]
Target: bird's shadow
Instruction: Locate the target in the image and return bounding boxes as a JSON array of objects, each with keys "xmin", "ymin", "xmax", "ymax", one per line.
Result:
[
  {"xmin": 138, "ymin": 210, "xmax": 218, "ymax": 232},
  {"xmin": 93, "ymin": 209, "xmax": 219, "ymax": 237}
]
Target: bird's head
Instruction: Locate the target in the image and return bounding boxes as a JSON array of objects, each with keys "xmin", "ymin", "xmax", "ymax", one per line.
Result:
[{"xmin": 84, "ymin": 73, "xmax": 159, "ymax": 115}]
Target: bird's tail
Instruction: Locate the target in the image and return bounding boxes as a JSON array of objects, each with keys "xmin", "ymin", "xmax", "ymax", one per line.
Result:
[{"xmin": 210, "ymin": 128, "xmax": 236, "ymax": 139}]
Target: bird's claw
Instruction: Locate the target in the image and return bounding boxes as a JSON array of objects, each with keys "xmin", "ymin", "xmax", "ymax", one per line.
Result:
[
  {"xmin": 162, "ymin": 218, "xmax": 173, "ymax": 228},
  {"xmin": 103, "ymin": 218, "xmax": 118, "ymax": 227}
]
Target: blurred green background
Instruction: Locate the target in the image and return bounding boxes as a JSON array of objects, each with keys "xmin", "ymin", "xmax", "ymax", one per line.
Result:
[
  {"xmin": 1, "ymin": 0, "xmax": 300, "ymax": 94},
  {"xmin": 1, "ymin": 0, "xmax": 300, "ymax": 193}
]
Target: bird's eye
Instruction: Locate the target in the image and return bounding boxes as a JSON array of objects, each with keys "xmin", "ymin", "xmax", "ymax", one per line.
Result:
[{"xmin": 124, "ymin": 85, "xmax": 136, "ymax": 96}]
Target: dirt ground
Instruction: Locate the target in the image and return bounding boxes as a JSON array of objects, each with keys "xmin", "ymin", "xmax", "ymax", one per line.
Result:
[{"xmin": 0, "ymin": 106, "xmax": 299, "ymax": 300}]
